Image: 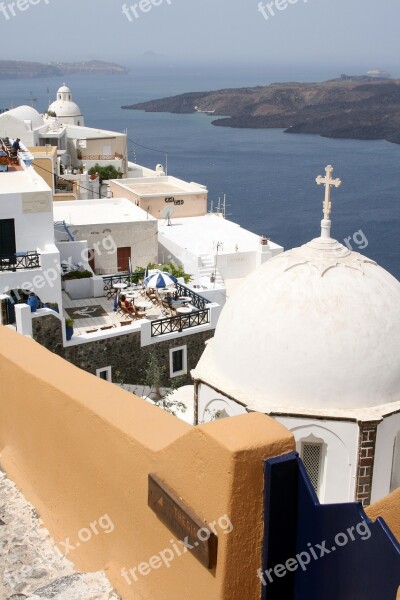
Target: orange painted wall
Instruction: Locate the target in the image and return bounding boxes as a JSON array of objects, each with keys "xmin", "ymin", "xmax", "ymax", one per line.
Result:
[
  {"xmin": 366, "ymin": 488, "xmax": 400, "ymax": 543},
  {"xmin": 0, "ymin": 328, "xmax": 294, "ymax": 600}
]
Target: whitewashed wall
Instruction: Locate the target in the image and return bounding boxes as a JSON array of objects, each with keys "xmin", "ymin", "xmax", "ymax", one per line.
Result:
[{"xmin": 371, "ymin": 412, "xmax": 400, "ymax": 502}]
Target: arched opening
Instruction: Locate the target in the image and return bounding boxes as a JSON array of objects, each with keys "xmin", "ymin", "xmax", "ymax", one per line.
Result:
[
  {"xmin": 0, "ymin": 289, "xmax": 43, "ymax": 325},
  {"xmin": 390, "ymin": 433, "xmax": 400, "ymax": 492},
  {"xmin": 299, "ymin": 434, "xmax": 326, "ymax": 498},
  {"xmin": 202, "ymin": 399, "xmax": 232, "ymax": 423}
]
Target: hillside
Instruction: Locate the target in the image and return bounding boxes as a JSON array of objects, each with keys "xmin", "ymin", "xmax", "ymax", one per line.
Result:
[
  {"xmin": 0, "ymin": 60, "xmax": 128, "ymax": 79},
  {"xmin": 122, "ymin": 76, "xmax": 400, "ymax": 145}
]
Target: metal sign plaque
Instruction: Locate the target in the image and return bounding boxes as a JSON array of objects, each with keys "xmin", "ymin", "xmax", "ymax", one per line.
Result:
[{"xmin": 148, "ymin": 474, "xmax": 218, "ymax": 569}]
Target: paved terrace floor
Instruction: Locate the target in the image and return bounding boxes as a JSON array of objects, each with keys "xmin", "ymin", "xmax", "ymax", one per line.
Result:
[{"xmin": 62, "ymin": 288, "xmax": 196, "ymax": 337}]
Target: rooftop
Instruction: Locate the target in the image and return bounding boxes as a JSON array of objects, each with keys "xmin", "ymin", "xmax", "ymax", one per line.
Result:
[
  {"xmin": 64, "ymin": 124, "xmax": 126, "ymax": 139},
  {"xmin": 60, "ymin": 276, "xmax": 209, "ymax": 338},
  {"xmin": 159, "ymin": 212, "xmax": 282, "ymax": 255},
  {"xmin": 53, "ymin": 198, "xmax": 156, "ymax": 225},
  {"xmin": 0, "ymin": 164, "xmax": 51, "ymax": 194},
  {"xmin": 114, "ymin": 176, "xmax": 208, "ymax": 197}
]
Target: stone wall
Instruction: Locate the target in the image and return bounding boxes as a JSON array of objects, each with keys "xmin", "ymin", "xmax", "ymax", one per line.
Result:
[{"xmin": 32, "ymin": 314, "xmax": 213, "ymax": 386}]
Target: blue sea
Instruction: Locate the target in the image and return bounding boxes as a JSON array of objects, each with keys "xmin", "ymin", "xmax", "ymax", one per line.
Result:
[{"xmin": 1, "ymin": 64, "xmax": 399, "ymax": 278}]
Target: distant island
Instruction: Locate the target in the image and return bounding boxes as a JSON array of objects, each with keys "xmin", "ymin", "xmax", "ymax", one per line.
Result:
[
  {"xmin": 0, "ymin": 60, "xmax": 129, "ymax": 79},
  {"xmin": 122, "ymin": 75, "xmax": 400, "ymax": 145}
]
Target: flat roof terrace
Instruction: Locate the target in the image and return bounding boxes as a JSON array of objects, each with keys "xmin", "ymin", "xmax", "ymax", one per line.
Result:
[
  {"xmin": 159, "ymin": 213, "xmax": 283, "ymax": 255},
  {"xmin": 53, "ymin": 198, "xmax": 155, "ymax": 225},
  {"xmin": 113, "ymin": 176, "xmax": 208, "ymax": 198}
]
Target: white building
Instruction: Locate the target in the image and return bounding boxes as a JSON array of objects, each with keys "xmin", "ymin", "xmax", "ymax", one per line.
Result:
[
  {"xmin": 53, "ymin": 198, "xmax": 158, "ymax": 274},
  {"xmin": 48, "ymin": 84, "xmax": 85, "ymax": 126},
  {"xmin": 158, "ymin": 212, "xmax": 283, "ymax": 302},
  {"xmin": 0, "ymin": 161, "xmax": 62, "ymax": 324},
  {"xmin": 109, "ymin": 176, "xmax": 208, "ymax": 219},
  {"xmin": 193, "ymin": 166, "xmax": 400, "ymax": 507},
  {"xmin": 0, "ymin": 106, "xmax": 68, "ymax": 150}
]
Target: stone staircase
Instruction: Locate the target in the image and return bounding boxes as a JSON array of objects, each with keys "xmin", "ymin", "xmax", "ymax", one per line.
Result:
[
  {"xmin": 0, "ymin": 471, "xmax": 120, "ymax": 600},
  {"xmin": 198, "ymin": 254, "xmax": 224, "ymax": 286}
]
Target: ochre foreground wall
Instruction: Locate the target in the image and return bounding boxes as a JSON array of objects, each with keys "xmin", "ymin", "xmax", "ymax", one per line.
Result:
[
  {"xmin": 366, "ymin": 488, "xmax": 400, "ymax": 543},
  {"xmin": 0, "ymin": 328, "xmax": 294, "ymax": 600}
]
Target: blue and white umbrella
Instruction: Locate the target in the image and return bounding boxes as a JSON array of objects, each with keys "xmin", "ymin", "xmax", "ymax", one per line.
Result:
[{"xmin": 144, "ymin": 270, "xmax": 177, "ymax": 289}]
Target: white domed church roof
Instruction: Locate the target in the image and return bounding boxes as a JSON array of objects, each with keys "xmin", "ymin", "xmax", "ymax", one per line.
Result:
[
  {"xmin": 48, "ymin": 83, "xmax": 83, "ymax": 121},
  {"xmin": 48, "ymin": 99, "xmax": 82, "ymax": 117},
  {"xmin": 195, "ymin": 167, "xmax": 400, "ymax": 412}
]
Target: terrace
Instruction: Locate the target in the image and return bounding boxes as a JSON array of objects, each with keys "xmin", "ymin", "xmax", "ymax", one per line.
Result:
[
  {"xmin": 62, "ymin": 273, "xmax": 210, "ymax": 338},
  {"xmin": 0, "ymin": 137, "xmax": 33, "ymax": 172}
]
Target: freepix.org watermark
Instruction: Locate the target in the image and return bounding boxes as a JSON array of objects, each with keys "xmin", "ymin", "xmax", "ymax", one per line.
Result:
[
  {"xmin": 257, "ymin": 520, "xmax": 372, "ymax": 586},
  {"xmin": 122, "ymin": 0, "xmax": 172, "ymax": 22},
  {"xmin": 121, "ymin": 514, "xmax": 233, "ymax": 584},
  {"xmin": 2, "ymin": 234, "xmax": 116, "ymax": 302},
  {"xmin": 56, "ymin": 514, "xmax": 115, "ymax": 556},
  {"xmin": 258, "ymin": 0, "xmax": 308, "ymax": 21},
  {"xmin": 0, "ymin": 0, "xmax": 50, "ymax": 20}
]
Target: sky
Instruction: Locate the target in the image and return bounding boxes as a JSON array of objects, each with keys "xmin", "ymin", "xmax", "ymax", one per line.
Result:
[{"xmin": 0, "ymin": 0, "xmax": 399, "ymax": 73}]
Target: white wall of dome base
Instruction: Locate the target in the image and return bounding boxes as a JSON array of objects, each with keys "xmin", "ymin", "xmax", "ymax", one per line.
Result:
[
  {"xmin": 274, "ymin": 415, "xmax": 359, "ymax": 504},
  {"xmin": 195, "ymin": 380, "xmax": 400, "ymax": 504},
  {"xmin": 371, "ymin": 411, "xmax": 400, "ymax": 502}
]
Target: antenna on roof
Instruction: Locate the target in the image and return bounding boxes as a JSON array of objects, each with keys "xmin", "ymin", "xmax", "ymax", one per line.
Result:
[
  {"xmin": 24, "ymin": 92, "xmax": 37, "ymax": 109},
  {"xmin": 161, "ymin": 206, "xmax": 174, "ymax": 226}
]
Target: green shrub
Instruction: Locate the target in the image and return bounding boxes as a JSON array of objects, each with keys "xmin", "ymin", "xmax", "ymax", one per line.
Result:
[{"xmin": 62, "ymin": 269, "xmax": 93, "ymax": 281}]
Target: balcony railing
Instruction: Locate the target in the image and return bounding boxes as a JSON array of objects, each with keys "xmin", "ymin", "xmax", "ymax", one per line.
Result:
[
  {"xmin": 174, "ymin": 281, "xmax": 208, "ymax": 310},
  {"xmin": 103, "ymin": 273, "xmax": 211, "ymax": 337},
  {"xmin": 0, "ymin": 251, "xmax": 40, "ymax": 272},
  {"xmin": 103, "ymin": 272, "xmax": 135, "ymax": 297},
  {"xmin": 151, "ymin": 309, "xmax": 209, "ymax": 337}
]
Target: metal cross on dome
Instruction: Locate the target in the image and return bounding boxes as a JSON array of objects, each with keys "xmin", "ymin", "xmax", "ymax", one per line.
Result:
[{"xmin": 316, "ymin": 165, "xmax": 342, "ymax": 220}]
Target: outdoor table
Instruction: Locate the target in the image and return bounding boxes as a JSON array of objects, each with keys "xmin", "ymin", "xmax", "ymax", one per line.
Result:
[
  {"xmin": 125, "ymin": 291, "xmax": 139, "ymax": 299},
  {"xmin": 176, "ymin": 306, "xmax": 193, "ymax": 314},
  {"xmin": 135, "ymin": 300, "xmax": 152, "ymax": 310},
  {"xmin": 171, "ymin": 300, "xmax": 183, "ymax": 308},
  {"xmin": 179, "ymin": 296, "xmax": 192, "ymax": 302},
  {"xmin": 113, "ymin": 283, "xmax": 128, "ymax": 291}
]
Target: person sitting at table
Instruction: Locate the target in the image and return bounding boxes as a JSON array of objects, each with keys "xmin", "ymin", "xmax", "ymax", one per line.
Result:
[
  {"xmin": 120, "ymin": 294, "xmax": 134, "ymax": 312},
  {"xmin": 165, "ymin": 292, "xmax": 174, "ymax": 307},
  {"xmin": 12, "ymin": 138, "xmax": 21, "ymax": 152}
]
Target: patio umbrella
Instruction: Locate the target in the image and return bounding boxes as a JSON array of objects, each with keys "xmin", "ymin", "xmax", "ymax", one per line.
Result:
[
  {"xmin": 113, "ymin": 291, "xmax": 119, "ymax": 312},
  {"xmin": 144, "ymin": 270, "xmax": 177, "ymax": 289}
]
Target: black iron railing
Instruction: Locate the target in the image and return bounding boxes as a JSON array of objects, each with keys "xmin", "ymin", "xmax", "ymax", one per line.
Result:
[
  {"xmin": 174, "ymin": 282, "xmax": 208, "ymax": 310},
  {"xmin": 0, "ymin": 251, "xmax": 40, "ymax": 272},
  {"xmin": 151, "ymin": 309, "xmax": 209, "ymax": 337},
  {"xmin": 103, "ymin": 272, "xmax": 142, "ymax": 296}
]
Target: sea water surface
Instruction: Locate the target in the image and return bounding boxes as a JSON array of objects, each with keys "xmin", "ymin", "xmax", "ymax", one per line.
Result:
[{"xmin": 1, "ymin": 64, "xmax": 399, "ymax": 278}]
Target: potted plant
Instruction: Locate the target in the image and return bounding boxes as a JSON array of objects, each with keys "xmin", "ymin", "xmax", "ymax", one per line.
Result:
[
  {"xmin": 76, "ymin": 148, "xmax": 82, "ymax": 160},
  {"xmin": 0, "ymin": 156, "xmax": 8, "ymax": 172},
  {"xmin": 27, "ymin": 292, "xmax": 38, "ymax": 312},
  {"xmin": 62, "ymin": 269, "xmax": 94, "ymax": 300},
  {"xmin": 65, "ymin": 317, "xmax": 74, "ymax": 341},
  {"xmin": 46, "ymin": 302, "xmax": 59, "ymax": 313}
]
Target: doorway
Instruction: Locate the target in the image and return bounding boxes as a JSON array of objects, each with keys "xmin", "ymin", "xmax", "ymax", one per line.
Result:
[{"xmin": 117, "ymin": 247, "xmax": 131, "ymax": 272}]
